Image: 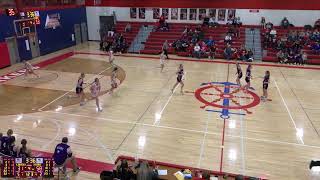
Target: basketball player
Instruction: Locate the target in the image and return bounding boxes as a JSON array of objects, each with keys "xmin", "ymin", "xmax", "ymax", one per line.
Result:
[
  {"xmin": 110, "ymin": 67, "xmax": 118, "ymax": 94},
  {"xmin": 171, "ymin": 64, "xmax": 184, "ymax": 94},
  {"xmin": 244, "ymin": 64, "xmax": 252, "ymax": 91},
  {"xmin": 235, "ymin": 62, "xmax": 243, "ymax": 86},
  {"xmin": 261, "ymin": 71, "xmax": 270, "ymax": 102},
  {"xmin": 160, "ymin": 51, "xmax": 166, "ymax": 72},
  {"xmin": 76, "ymin": 73, "xmax": 86, "ymax": 106},
  {"xmin": 23, "ymin": 60, "xmax": 39, "ymax": 78},
  {"xmin": 109, "ymin": 50, "xmax": 115, "ymax": 65},
  {"xmin": 90, "ymin": 78, "xmax": 102, "ymax": 112}
]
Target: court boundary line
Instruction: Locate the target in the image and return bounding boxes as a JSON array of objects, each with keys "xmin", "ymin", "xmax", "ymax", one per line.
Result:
[
  {"xmin": 41, "ymin": 110, "xmax": 320, "ymax": 150},
  {"xmin": 75, "ymin": 51, "xmax": 320, "ymax": 71},
  {"xmin": 273, "ymin": 79, "xmax": 305, "ymax": 144},
  {"xmin": 38, "ymin": 65, "xmax": 113, "ymax": 111}
]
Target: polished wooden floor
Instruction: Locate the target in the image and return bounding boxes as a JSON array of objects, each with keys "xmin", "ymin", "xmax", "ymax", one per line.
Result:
[{"xmin": 1, "ymin": 42, "xmax": 320, "ymax": 179}]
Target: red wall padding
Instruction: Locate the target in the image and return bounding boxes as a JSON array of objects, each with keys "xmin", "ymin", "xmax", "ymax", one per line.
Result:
[
  {"xmin": 0, "ymin": 42, "xmax": 11, "ymax": 68},
  {"xmin": 86, "ymin": 0, "xmax": 320, "ymax": 10}
]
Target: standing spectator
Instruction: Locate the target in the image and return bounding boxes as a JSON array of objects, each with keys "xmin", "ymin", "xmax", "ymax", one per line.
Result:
[
  {"xmin": 8, "ymin": 136, "xmax": 17, "ymax": 157},
  {"xmin": 162, "ymin": 40, "xmax": 169, "ymax": 59},
  {"xmin": 281, "ymin": 17, "xmax": 290, "ymax": 29},
  {"xmin": 125, "ymin": 23, "xmax": 131, "ymax": 33},
  {"xmin": 302, "ymin": 51, "xmax": 307, "ymax": 65},
  {"xmin": 224, "ymin": 44, "xmax": 234, "ymax": 60},
  {"xmin": 53, "ymin": 137, "xmax": 80, "ymax": 174},
  {"xmin": 0, "ymin": 129, "xmax": 14, "ymax": 155},
  {"xmin": 261, "ymin": 17, "xmax": 266, "ymax": 29},
  {"xmin": 270, "ymin": 28, "xmax": 277, "ymax": 38},
  {"xmin": 16, "ymin": 139, "xmax": 32, "ymax": 158},
  {"xmin": 193, "ymin": 43, "xmax": 201, "ymax": 59}
]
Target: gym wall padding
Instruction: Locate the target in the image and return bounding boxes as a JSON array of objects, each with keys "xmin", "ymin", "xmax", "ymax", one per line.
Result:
[
  {"xmin": 37, "ymin": 7, "xmax": 87, "ymax": 55},
  {"xmin": 0, "ymin": 42, "xmax": 11, "ymax": 68}
]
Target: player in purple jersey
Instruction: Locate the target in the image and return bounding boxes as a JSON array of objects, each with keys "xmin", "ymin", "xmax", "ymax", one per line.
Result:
[{"xmin": 53, "ymin": 137, "xmax": 80, "ymax": 174}]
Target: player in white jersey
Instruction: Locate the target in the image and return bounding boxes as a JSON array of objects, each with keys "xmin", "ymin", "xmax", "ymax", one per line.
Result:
[
  {"xmin": 160, "ymin": 51, "xmax": 166, "ymax": 72},
  {"xmin": 23, "ymin": 61, "xmax": 39, "ymax": 78},
  {"xmin": 90, "ymin": 78, "xmax": 102, "ymax": 112},
  {"xmin": 110, "ymin": 67, "xmax": 118, "ymax": 94},
  {"xmin": 109, "ymin": 50, "xmax": 115, "ymax": 65}
]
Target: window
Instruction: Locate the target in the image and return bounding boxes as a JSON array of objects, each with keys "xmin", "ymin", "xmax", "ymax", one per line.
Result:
[
  {"xmin": 189, "ymin": 8, "xmax": 196, "ymax": 20},
  {"xmin": 180, "ymin": 8, "xmax": 187, "ymax": 20},
  {"xmin": 171, "ymin": 8, "xmax": 178, "ymax": 20},
  {"xmin": 199, "ymin": 9, "xmax": 206, "ymax": 21}
]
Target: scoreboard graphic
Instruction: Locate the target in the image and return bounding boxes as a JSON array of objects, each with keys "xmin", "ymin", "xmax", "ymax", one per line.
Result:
[{"xmin": 1, "ymin": 157, "xmax": 54, "ymax": 178}]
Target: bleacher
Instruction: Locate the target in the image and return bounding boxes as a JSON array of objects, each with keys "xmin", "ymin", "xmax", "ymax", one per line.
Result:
[
  {"xmin": 140, "ymin": 23, "xmax": 245, "ymax": 59},
  {"xmin": 262, "ymin": 27, "xmax": 320, "ymax": 65},
  {"xmin": 114, "ymin": 21, "xmax": 142, "ymax": 49}
]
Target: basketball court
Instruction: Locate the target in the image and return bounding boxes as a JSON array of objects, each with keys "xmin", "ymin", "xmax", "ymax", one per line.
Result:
[{"xmin": 1, "ymin": 42, "xmax": 320, "ymax": 179}]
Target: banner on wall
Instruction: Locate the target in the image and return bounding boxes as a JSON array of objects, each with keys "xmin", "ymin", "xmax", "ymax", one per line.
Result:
[
  {"xmin": 227, "ymin": 9, "xmax": 236, "ymax": 20},
  {"xmin": 139, "ymin": 8, "xmax": 145, "ymax": 19},
  {"xmin": 171, "ymin": 8, "xmax": 178, "ymax": 20},
  {"xmin": 218, "ymin": 9, "xmax": 226, "ymax": 21},
  {"xmin": 45, "ymin": 13, "xmax": 61, "ymax": 29},
  {"xmin": 130, "ymin": 8, "xmax": 137, "ymax": 18},
  {"xmin": 209, "ymin": 9, "xmax": 216, "ymax": 20},
  {"xmin": 162, "ymin": 8, "xmax": 169, "ymax": 19},
  {"xmin": 153, "ymin": 8, "xmax": 160, "ymax": 19},
  {"xmin": 180, "ymin": 9, "xmax": 187, "ymax": 20}
]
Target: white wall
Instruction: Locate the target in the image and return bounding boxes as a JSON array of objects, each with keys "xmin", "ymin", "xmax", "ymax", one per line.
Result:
[{"xmin": 86, "ymin": 6, "xmax": 320, "ymax": 40}]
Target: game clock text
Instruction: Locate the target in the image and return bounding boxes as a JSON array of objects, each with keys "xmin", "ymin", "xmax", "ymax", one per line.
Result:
[{"xmin": 1, "ymin": 157, "xmax": 54, "ymax": 178}]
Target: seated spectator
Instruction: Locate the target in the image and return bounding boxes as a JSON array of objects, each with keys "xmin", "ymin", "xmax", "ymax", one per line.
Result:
[
  {"xmin": 269, "ymin": 28, "xmax": 277, "ymax": 38},
  {"xmin": 16, "ymin": 139, "xmax": 32, "ymax": 158},
  {"xmin": 311, "ymin": 42, "xmax": 320, "ymax": 54},
  {"xmin": 226, "ymin": 17, "xmax": 234, "ymax": 25},
  {"xmin": 116, "ymin": 160, "xmax": 135, "ymax": 180},
  {"xmin": 233, "ymin": 17, "xmax": 242, "ymax": 27},
  {"xmin": 202, "ymin": 15, "xmax": 210, "ymax": 26},
  {"xmin": 136, "ymin": 161, "xmax": 158, "ymax": 180},
  {"xmin": 238, "ymin": 45, "xmax": 247, "ymax": 61},
  {"xmin": 277, "ymin": 50, "xmax": 288, "ymax": 63},
  {"xmin": 53, "ymin": 137, "xmax": 80, "ymax": 174},
  {"xmin": 124, "ymin": 23, "xmax": 131, "ymax": 33},
  {"xmin": 206, "ymin": 36, "xmax": 215, "ymax": 47},
  {"xmin": 281, "ymin": 17, "xmax": 290, "ymax": 29},
  {"xmin": 209, "ymin": 17, "xmax": 218, "ymax": 28},
  {"xmin": 246, "ymin": 49, "xmax": 254, "ymax": 62},
  {"xmin": 224, "ymin": 33, "xmax": 232, "ymax": 44},
  {"xmin": 193, "ymin": 43, "xmax": 201, "ymax": 59},
  {"xmin": 208, "ymin": 44, "xmax": 216, "ymax": 59},
  {"xmin": 182, "ymin": 26, "xmax": 190, "ymax": 36},
  {"xmin": 107, "ymin": 27, "xmax": 115, "ymax": 37}
]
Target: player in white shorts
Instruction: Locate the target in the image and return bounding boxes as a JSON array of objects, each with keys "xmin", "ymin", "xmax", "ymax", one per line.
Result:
[
  {"xmin": 90, "ymin": 78, "xmax": 102, "ymax": 112},
  {"xmin": 109, "ymin": 50, "xmax": 115, "ymax": 65},
  {"xmin": 110, "ymin": 67, "xmax": 118, "ymax": 94},
  {"xmin": 160, "ymin": 51, "xmax": 166, "ymax": 72},
  {"xmin": 23, "ymin": 61, "xmax": 39, "ymax": 79}
]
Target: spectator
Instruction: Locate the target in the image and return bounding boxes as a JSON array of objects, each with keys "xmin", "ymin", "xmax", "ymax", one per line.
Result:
[
  {"xmin": 315, "ymin": 19, "xmax": 320, "ymax": 29},
  {"xmin": 265, "ymin": 22, "xmax": 273, "ymax": 30},
  {"xmin": 136, "ymin": 161, "xmax": 158, "ymax": 180},
  {"xmin": 53, "ymin": 137, "xmax": 80, "ymax": 174},
  {"xmin": 209, "ymin": 17, "xmax": 218, "ymax": 28},
  {"xmin": 261, "ymin": 17, "xmax": 266, "ymax": 29},
  {"xmin": 208, "ymin": 44, "xmax": 216, "ymax": 59},
  {"xmin": 16, "ymin": 139, "xmax": 32, "ymax": 158},
  {"xmin": 1, "ymin": 129, "xmax": 14, "ymax": 155},
  {"xmin": 302, "ymin": 51, "xmax": 308, "ymax": 65},
  {"xmin": 125, "ymin": 23, "xmax": 132, "ymax": 33},
  {"xmin": 107, "ymin": 27, "xmax": 115, "ymax": 37},
  {"xmin": 281, "ymin": 17, "xmax": 290, "ymax": 29},
  {"xmin": 311, "ymin": 42, "xmax": 320, "ymax": 54},
  {"xmin": 193, "ymin": 43, "xmax": 201, "ymax": 59},
  {"xmin": 224, "ymin": 33, "xmax": 232, "ymax": 44},
  {"xmin": 246, "ymin": 49, "xmax": 254, "ymax": 62},
  {"xmin": 206, "ymin": 36, "xmax": 215, "ymax": 47},
  {"xmin": 162, "ymin": 40, "xmax": 169, "ymax": 59},
  {"xmin": 202, "ymin": 15, "xmax": 210, "ymax": 26},
  {"xmin": 238, "ymin": 45, "xmax": 247, "ymax": 61},
  {"xmin": 224, "ymin": 44, "xmax": 234, "ymax": 60},
  {"xmin": 116, "ymin": 160, "xmax": 135, "ymax": 180},
  {"xmin": 8, "ymin": 136, "xmax": 17, "ymax": 157},
  {"xmin": 269, "ymin": 28, "xmax": 277, "ymax": 38},
  {"xmin": 277, "ymin": 50, "xmax": 287, "ymax": 63}
]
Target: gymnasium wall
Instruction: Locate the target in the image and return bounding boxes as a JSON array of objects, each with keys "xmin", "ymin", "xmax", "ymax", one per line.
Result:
[
  {"xmin": 85, "ymin": 0, "xmax": 320, "ymax": 10},
  {"xmin": 37, "ymin": 7, "xmax": 87, "ymax": 55},
  {"xmin": 0, "ymin": 14, "xmax": 16, "ymax": 68},
  {"xmin": 86, "ymin": 7, "xmax": 320, "ymax": 41}
]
